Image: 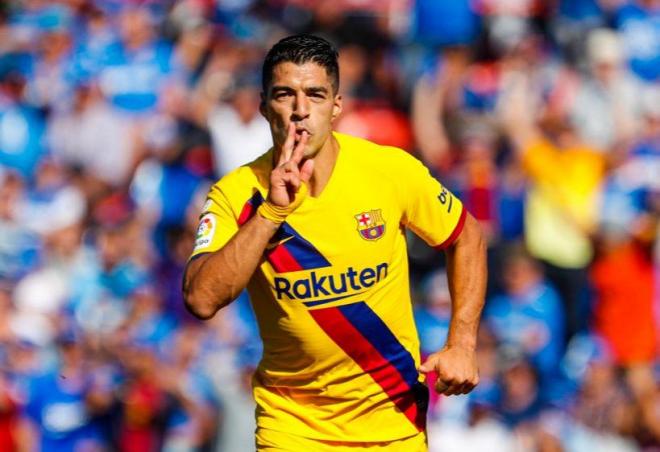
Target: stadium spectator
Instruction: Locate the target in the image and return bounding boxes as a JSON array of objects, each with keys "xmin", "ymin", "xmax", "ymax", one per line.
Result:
[
  {"xmin": 21, "ymin": 331, "xmax": 113, "ymax": 451},
  {"xmin": 200, "ymin": 68, "xmax": 272, "ymax": 178},
  {"xmin": 484, "ymin": 244, "xmax": 565, "ymax": 387},
  {"xmin": 612, "ymin": 0, "xmax": 660, "ymax": 83},
  {"xmin": 0, "ymin": 69, "xmax": 46, "ymax": 179},
  {"xmin": 570, "ymin": 28, "xmax": 645, "ymax": 151},
  {"xmin": 499, "ymin": 68, "xmax": 605, "ymax": 343},
  {"xmin": 117, "ymin": 343, "xmax": 168, "ymax": 452},
  {"xmin": 47, "ymin": 81, "xmax": 138, "ymax": 189}
]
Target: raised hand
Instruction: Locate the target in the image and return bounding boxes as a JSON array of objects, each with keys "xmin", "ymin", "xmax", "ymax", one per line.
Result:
[
  {"xmin": 268, "ymin": 123, "xmax": 315, "ymax": 207},
  {"xmin": 258, "ymin": 123, "xmax": 315, "ymax": 224}
]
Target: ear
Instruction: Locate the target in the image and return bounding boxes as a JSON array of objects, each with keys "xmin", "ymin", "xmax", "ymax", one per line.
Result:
[{"xmin": 331, "ymin": 94, "xmax": 343, "ymax": 121}]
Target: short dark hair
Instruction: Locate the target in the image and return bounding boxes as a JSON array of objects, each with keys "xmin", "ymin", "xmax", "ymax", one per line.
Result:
[{"xmin": 262, "ymin": 34, "xmax": 339, "ymax": 94}]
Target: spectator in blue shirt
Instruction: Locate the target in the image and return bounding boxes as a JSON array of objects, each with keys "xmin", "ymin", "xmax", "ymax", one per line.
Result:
[
  {"xmin": 484, "ymin": 244, "xmax": 565, "ymax": 384},
  {"xmin": 98, "ymin": 6, "xmax": 172, "ymax": 115},
  {"xmin": 414, "ymin": 269, "xmax": 451, "ymax": 360},
  {"xmin": 412, "ymin": 0, "xmax": 481, "ymax": 48},
  {"xmin": 613, "ymin": 0, "xmax": 660, "ymax": 82},
  {"xmin": 21, "ymin": 332, "xmax": 113, "ymax": 451},
  {"xmin": 0, "ymin": 69, "xmax": 46, "ymax": 180}
]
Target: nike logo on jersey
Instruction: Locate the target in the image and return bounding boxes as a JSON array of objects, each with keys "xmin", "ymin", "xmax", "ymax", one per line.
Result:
[
  {"xmin": 238, "ymin": 191, "xmax": 331, "ymax": 273},
  {"xmin": 438, "ymin": 188, "xmax": 453, "ymax": 213},
  {"xmin": 265, "ymin": 236, "xmax": 294, "ymax": 250}
]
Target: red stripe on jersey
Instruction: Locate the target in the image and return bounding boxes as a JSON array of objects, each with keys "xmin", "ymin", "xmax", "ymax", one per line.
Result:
[
  {"xmin": 237, "ymin": 203, "xmax": 254, "ymax": 226},
  {"xmin": 238, "ymin": 192, "xmax": 265, "ymax": 226},
  {"xmin": 309, "ymin": 307, "xmax": 423, "ymax": 431},
  {"xmin": 434, "ymin": 206, "xmax": 467, "ymax": 250},
  {"xmin": 267, "ymin": 244, "xmax": 304, "ymax": 273}
]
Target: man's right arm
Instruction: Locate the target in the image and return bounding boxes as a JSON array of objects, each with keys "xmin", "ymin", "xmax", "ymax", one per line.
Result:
[
  {"xmin": 183, "ymin": 125, "xmax": 312, "ymax": 320},
  {"xmin": 182, "ymin": 213, "xmax": 279, "ymax": 319}
]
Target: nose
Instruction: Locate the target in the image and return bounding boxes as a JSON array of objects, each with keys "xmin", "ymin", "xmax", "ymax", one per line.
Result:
[{"xmin": 291, "ymin": 92, "xmax": 310, "ymax": 121}]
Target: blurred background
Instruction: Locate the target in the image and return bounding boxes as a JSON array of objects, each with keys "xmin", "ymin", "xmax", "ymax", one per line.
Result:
[{"xmin": 0, "ymin": 0, "xmax": 657, "ymax": 451}]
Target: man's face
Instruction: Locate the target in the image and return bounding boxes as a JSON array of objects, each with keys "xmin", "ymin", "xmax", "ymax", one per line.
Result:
[{"xmin": 261, "ymin": 62, "xmax": 342, "ymax": 158}]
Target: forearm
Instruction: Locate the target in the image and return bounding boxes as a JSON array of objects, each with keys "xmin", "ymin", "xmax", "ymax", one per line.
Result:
[
  {"xmin": 412, "ymin": 77, "xmax": 450, "ymax": 166},
  {"xmin": 444, "ymin": 214, "xmax": 487, "ymax": 350},
  {"xmin": 184, "ymin": 123, "xmax": 312, "ymax": 319},
  {"xmin": 183, "ymin": 213, "xmax": 278, "ymax": 319},
  {"xmin": 498, "ymin": 70, "xmax": 541, "ymax": 153}
]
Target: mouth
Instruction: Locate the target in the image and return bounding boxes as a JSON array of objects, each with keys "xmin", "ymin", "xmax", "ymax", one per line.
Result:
[{"xmin": 294, "ymin": 128, "xmax": 311, "ymax": 140}]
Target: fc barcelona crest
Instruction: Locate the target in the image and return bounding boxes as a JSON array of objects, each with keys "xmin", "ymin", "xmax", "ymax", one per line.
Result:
[{"xmin": 355, "ymin": 209, "xmax": 386, "ymax": 241}]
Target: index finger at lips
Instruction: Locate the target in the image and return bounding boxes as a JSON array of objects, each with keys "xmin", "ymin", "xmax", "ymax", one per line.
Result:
[
  {"xmin": 279, "ymin": 123, "xmax": 296, "ymax": 164},
  {"xmin": 291, "ymin": 131, "xmax": 308, "ymax": 164}
]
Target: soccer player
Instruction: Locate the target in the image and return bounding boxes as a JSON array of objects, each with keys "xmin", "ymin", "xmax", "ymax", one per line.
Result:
[{"xmin": 183, "ymin": 35, "xmax": 486, "ymax": 451}]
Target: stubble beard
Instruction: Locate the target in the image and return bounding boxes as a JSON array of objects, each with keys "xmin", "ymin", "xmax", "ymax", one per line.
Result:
[{"xmin": 297, "ymin": 137, "xmax": 324, "ymax": 159}]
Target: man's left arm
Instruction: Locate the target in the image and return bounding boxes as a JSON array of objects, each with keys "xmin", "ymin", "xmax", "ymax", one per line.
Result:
[{"xmin": 419, "ymin": 213, "xmax": 487, "ymax": 395}]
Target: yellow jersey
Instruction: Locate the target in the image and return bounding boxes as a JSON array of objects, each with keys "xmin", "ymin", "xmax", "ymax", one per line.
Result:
[{"xmin": 191, "ymin": 132, "xmax": 465, "ymax": 442}]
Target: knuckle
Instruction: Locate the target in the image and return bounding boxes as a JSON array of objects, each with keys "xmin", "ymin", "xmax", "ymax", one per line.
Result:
[
  {"xmin": 436, "ymin": 367, "xmax": 450, "ymax": 378},
  {"xmin": 437, "ymin": 374, "xmax": 450, "ymax": 384},
  {"xmin": 447, "ymin": 373, "xmax": 461, "ymax": 382}
]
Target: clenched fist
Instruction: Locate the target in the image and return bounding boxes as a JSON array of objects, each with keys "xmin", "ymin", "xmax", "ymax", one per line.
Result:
[{"xmin": 419, "ymin": 345, "xmax": 479, "ymax": 396}]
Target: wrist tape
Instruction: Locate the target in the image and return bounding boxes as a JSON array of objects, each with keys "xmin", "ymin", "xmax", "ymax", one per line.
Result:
[{"xmin": 257, "ymin": 183, "xmax": 308, "ymax": 224}]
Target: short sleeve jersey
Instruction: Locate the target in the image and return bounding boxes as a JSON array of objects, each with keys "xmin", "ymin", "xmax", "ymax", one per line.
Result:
[{"xmin": 190, "ymin": 132, "xmax": 466, "ymax": 441}]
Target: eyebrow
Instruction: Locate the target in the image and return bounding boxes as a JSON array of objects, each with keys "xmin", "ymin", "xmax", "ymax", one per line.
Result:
[
  {"xmin": 306, "ymin": 86, "xmax": 329, "ymax": 94},
  {"xmin": 270, "ymin": 85, "xmax": 330, "ymax": 94},
  {"xmin": 270, "ymin": 85, "xmax": 294, "ymax": 93}
]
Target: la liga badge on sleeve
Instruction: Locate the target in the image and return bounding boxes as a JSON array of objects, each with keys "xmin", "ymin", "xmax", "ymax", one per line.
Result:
[{"xmin": 193, "ymin": 213, "xmax": 216, "ymax": 251}]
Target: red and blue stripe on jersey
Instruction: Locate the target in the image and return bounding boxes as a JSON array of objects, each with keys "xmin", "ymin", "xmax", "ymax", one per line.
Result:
[
  {"xmin": 309, "ymin": 301, "xmax": 428, "ymax": 431},
  {"xmin": 238, "ymin": 192, "xmax": 331, "ymax": 273},
  {"xmin": 240, "ymin": 192, "xmax": 427, "ymax": 428}
]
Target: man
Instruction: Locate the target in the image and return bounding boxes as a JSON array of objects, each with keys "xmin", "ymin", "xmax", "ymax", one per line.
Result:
[{"xmin": 183, "ymin": 35, "xmax": 486, "ymax": 451}]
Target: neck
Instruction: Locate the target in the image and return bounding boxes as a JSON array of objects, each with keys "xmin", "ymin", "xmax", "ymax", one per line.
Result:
[{"xmin": 307, "ymin": 133, "xmax": 340, "ymax": 197}]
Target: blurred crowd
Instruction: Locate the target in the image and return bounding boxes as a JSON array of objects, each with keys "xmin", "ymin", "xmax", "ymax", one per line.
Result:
[{"xmin": 0, "ymin": 0, "xmax": 658, "ymax": 451}]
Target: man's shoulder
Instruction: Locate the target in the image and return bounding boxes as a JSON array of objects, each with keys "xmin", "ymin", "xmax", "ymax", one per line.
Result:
[
  {"xmin": 210, "ymin": 150, "xmax": 272, "ymax": 200},
  {"xmin": 334, "ymin": 132, "xmax": 422, "ymax": 171}
]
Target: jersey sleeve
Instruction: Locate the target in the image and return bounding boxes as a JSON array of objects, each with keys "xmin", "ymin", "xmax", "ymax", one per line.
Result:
[
  {"xmin": 189, "ymin": 183, "xmax": 239, "ymax": 259},
  {"xmin": 399, "ymin": 156, "xmax": 467, "ymax": 249}
]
